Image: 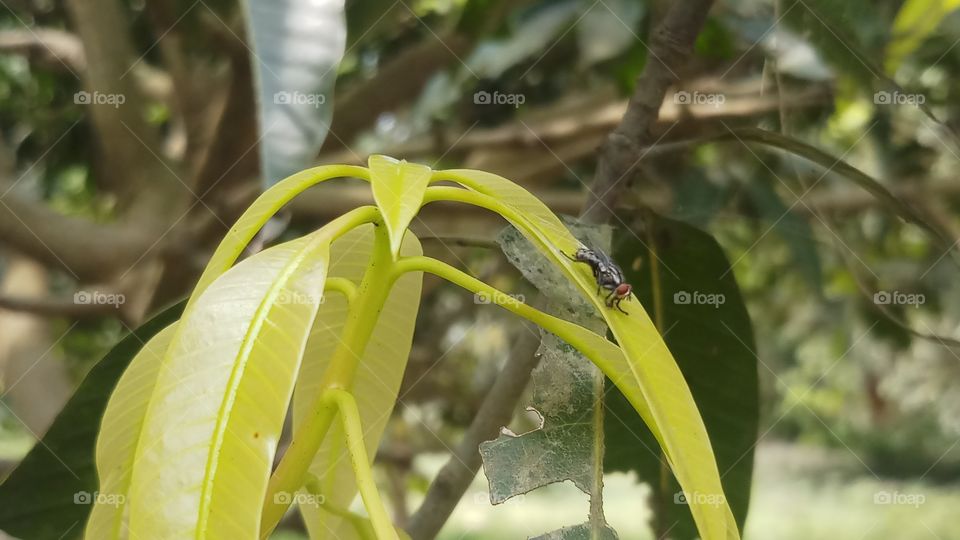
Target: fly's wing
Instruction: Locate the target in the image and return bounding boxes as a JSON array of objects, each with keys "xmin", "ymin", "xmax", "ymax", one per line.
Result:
[{"xmin": 594, "ymin": 248, "xmax": 625, "ymax": 287}]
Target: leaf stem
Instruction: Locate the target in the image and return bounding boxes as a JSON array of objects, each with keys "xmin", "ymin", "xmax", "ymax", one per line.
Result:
[
  {"xmin": 261, "ymin": 218, "xmax": 396, "ymax": 537},
  {"xmin": 323, "ymin": 388, "xmax": 399, "ymax": 540}
]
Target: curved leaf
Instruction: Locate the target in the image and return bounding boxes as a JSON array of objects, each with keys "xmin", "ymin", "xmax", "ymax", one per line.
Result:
[
  {"xmin": 126, "ymin": 210, "xmax": 367, "ymax": 538},
  {"xmin": 293, "ymin": 224, "xmax": 423, "ymax": 540},
  {"xmin": 0, "ymin": 302, "xmax": 183, "ymax": 540},
  {"xmin": 428, "ymin": 169, "xmax": 738, "ymax": 540},
  {"xmin": 84, "ymin": 324, "xmax": 178, "ymax": 539},
  {"xmin": 191, "ymin": 164, "xmax": 369, "ymax": 307},
  {"xmin": 368, "ymin": 155, "xmax": 431, "ymax": 257}
]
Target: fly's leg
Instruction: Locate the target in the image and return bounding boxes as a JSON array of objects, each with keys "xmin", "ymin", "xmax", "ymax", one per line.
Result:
[{"xmin": 613, "ymin": 296, "xmax": 629, "ymax": 315}]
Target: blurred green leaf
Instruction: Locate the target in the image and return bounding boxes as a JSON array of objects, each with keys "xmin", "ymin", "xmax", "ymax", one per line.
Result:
[
  {"xmin": 0, "ymin": 301, "xmax": 184, "ymax": 540},
  {"xmin": 745, "ymin": 178, "xmax": 823, "ymax": 293},
  {"xmin": 885, "ymin": 0, "xmax": 960, "ymax": 74}
]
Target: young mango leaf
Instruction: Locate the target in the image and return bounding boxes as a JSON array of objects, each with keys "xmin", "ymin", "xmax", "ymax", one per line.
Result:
[
  {"xmin": 429, "ymin": 168, "xmax": 738, "ymax": 540},
  {"xmin": 0, "ymin": 301, "xmax": 183, "ymax": 540},
  {"xmin": 243, "ymin": 0, "xmax": 346, "ymax": 187},
  {"xmin": 605, "ymin": 213, "xmax": 758, "ymax": 539},
  {"xmin": 368, "ymin": 155, "xmax": 432, "ymax": 257},
  {"xmin": 293, "ymin": 225, "xmax": 423, "ymax": 540},
  {"xmin": 85, "ymin": 324, "xmax": 178, "ymax": 539},
  {"xmin": 192, "ymin": 164, "xmax": 369, "ymax": 305},
  {"xmin": 126, "ymin": 210, "xmax": 363, "ymax": 538}
]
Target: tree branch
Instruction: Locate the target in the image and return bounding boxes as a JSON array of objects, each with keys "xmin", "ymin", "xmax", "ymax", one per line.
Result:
[
  {"xmin": 0, "ymin": 191, "xmax": 153, "ymax": 281},
  {"xmin": 405, "ymin": 320, "xmax": 542, "ymax": 540},
  {"xmin": 581, "ymin": 0, "xmax": 716, "ymax": 223}
]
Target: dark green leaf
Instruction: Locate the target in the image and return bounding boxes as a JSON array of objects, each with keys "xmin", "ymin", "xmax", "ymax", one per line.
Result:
[
  {"xmin": 605, "ymin": 213, "xmax": 758, "ymax": 539},
  {"xmin": 0, "ymin": 301, "xmax": 184, "ymax": 540}
]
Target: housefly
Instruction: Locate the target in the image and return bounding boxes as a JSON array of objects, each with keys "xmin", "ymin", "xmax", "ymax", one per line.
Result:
[{"xmin": 563, "ymin": 245, "xmax": 632, "ymax": 314}]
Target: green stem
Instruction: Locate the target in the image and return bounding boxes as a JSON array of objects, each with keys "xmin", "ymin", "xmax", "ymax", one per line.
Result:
[
  {"xmin": 261, "ymin": 220, "xmax": 396, "ymax": 537},
  {"xmin": 323, "ymin": 388, "xmax": 399, "ymax": 540},
  {"xmin": 392, "ymin": 256, "xmax": 602, "ymax": 361}
]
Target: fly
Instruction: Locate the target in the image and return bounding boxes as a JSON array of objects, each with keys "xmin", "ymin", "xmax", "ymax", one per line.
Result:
[{"xmin": 563, "ymin": 245, "xmax": 632, "ymax": 314}]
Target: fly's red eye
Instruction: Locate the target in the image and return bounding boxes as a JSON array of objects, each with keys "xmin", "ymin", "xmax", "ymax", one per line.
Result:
[{"xmin": 616, "ymin": 283, "xmax": 632, "ymax": 297}]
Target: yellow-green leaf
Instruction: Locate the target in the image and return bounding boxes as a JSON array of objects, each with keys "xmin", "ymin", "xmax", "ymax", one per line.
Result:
[
  {"xmin": 368, "ymin": 155, "xmax": 432, "ymax": 257},
  {"xmin": 293, "ymin": 224, "xmax": 423, "ymax": 539},
  {"xmin": 126, "ymin": 209, "xmax": 366, "ymax": 539},
  {"xmin": 428, "ymin": 169, "xmax": 738, "ymax": 540},
  {"xmin": 84, "ymin": 324, "xmax": 177, "ymax": 540},
  {"xmin": 191, "ymin": 164, "xmax": 369, "ymax": 307},
  {"xmin": 886, "ymin": 0, "xmax": 960, "ymax": 74}
]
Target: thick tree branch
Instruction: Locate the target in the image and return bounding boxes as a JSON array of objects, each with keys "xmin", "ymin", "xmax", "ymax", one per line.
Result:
[
  {"xmin": 0, "ymin": 191, "xmax": 153, "ymax": 281},
  {"xmin": 581, "ymin": 0, "xmax": 716, "ymax": 223},
  {"xmin": 65, "ymin": 0, "xmax": 182, "ymax": 212},
  {"xmin": 0, "ymin": 28, "xmax": 84, "ymax": 73}
]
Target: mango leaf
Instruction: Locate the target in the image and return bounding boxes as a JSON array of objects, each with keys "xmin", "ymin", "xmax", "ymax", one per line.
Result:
[
  {"xmin": 0, "ymin": 301, "xmax": 183, "ymax": 540},
  {"xmin": 293, "ymin": 225, "xmax": 422, "ymax": 540},
  {"xmin": 368, "ymin": 155, "xmax": 432, "ymax": 257},
  {"xmin": 885, "ymin": 0, "xmax": 960, "ymax": 74},
  {"xmin": 429, "ymin": 168, "xmax": 738, "ymax": 540},
  {"xmin": 243, "ymin": 0, "xmax": 346, "ymax": 187},
  {"xmin": 191, "ymin": 164, "xmax": 369, "ymax": 305},
  {"xmin": 85, "ymin": 324, "xmax": 178, "ymax": 539},
  {"xmin": 605, "ymin": 213, "xmax": 758, "ymax": 539},
  {"xmin": 126, "ymin": 211, "xmax": 357, "ymax": 538}
]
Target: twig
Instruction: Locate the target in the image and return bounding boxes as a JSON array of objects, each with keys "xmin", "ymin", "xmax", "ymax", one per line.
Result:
[{"xmin": 405, "ymin": 320, "xmax": 541, "ymax": 540}]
